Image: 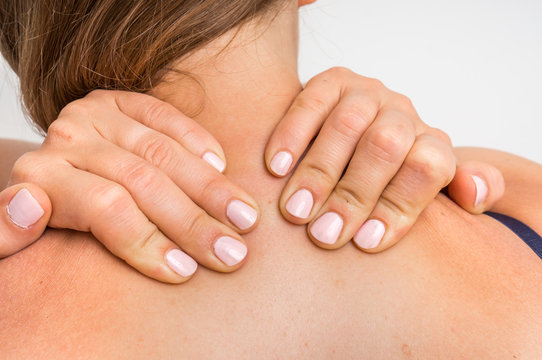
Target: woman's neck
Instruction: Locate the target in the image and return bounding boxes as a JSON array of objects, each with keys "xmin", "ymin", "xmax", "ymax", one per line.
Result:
[{"xmin": 150, "ymin": 5, "xmax": 302, "ymax": 174}]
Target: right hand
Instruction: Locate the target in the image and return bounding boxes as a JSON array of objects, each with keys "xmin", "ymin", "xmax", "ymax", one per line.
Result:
[{"xmin": 0, "ymin": 90, "xmax": 260, "ymax": 283}]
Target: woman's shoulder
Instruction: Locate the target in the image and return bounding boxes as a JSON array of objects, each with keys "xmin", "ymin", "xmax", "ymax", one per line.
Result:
[
  {"xmin": 455, "ymin": 147, "xmax": 542, "ymax": 234},
  {"xmin": 2, "ymin": 196, "xmax": 541, "ymax": 358},
  {"xmin": 1, "ymin": 147, "xmax": 542, "ymax": 358}
]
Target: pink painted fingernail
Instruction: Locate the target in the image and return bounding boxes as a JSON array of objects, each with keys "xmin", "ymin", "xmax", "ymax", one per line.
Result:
[
  {"xmin": 227, "ymin": 200, "xmax": 258, "ymax": 230},
  {"xmin": 165, "ymin": 249, "xmax": 198, "ymax": 277},
  {"xmin": 202, "ymin": 152, "xmax": 226, "ymax": 173},
  {"xmin": 214, "ymin": 236, "xmax": 247, "ymax": 266},
  {"xmin": 270, "ymin": 151, "xmax": 293, "ymax": 176},
  {"xmin": 285, "ymin": 189, "xmax": 314, "ymax": 219},
  {"xmin": 472, "ymin": 175, "xmax": 488, "ymax": 207},
  {"xmin": 353, "ymin": 219, "xmax": 386, "ymax": 249},
  {"xmin": 7, "ymin": 188, "xmax": 45, "ymax": 229},
  {"xmin": 310, "ymin": 212, "xmax": 343, "ymax": 245}
]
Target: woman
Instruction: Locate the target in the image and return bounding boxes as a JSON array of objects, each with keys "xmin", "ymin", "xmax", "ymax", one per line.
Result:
[
  {"xmin": 1, "ymin": 0, "xmax": 541, "ymax": 357},
  {"xmin": 0, "ymin": 0, "xmax": 506, "ymax": 280}
]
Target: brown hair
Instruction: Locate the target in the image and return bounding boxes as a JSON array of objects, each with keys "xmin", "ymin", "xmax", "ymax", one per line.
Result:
[{"xmin": 0, "ymin": 0, "xmax": 283, "ymax": 134}]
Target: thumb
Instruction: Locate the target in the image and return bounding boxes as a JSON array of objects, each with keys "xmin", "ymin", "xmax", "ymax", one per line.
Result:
[
  {"xmin": 0, "ymin": 184, "xmax": 52, "ymax": 258},
  {"xmin": 447, "ymin": 161, "xmax": 505, "ymax": 214}
]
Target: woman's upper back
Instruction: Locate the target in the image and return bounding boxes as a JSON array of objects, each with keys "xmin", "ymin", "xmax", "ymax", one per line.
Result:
[{"xmin": 1, "ymin": 148, "xmax": 542, "ymax": 359}]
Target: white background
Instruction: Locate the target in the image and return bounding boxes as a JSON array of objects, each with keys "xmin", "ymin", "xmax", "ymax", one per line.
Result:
[{"xmin": 1, "ymin": 0, "xmax": 541, "ymax": 163}]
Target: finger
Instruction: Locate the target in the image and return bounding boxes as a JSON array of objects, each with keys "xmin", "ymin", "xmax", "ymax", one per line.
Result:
[
  {"xmin": 45, "ymin": 116, "xmax": 259, "ymax": 233},
  {"xmin": 278, "ymin": 92, "xmax": 386, "ymax": 224},
  {"xmin": 62, "ymin": 90, "xmax": 227, "ymax": 172},
  {"xmin": 352, "ymin": 134, "xmax": 456, "ymax": 252},
  {"xmin": 265, "ymin": 68, "xmax": 366, "ymax": 177},
  {"xmin": 9, "ymin": 156, "xmax": 199, "ymax": 283},
  {"xmin": 305, "ymin": 110, "xmax": 416, "ymax": 248},
  {"xmin": 0, "ymin": 184, "xmax": 51, "ymax": 258},
  {"xmin": 447, "ymin": 161, "xmax": 505, "ymax": 214},
  {"xmin": 60, "ymin": 140, "xmax": 250, "ymax": 271},
  {"xmin": 105, "ymin": 117, "xmax": 260, "ymax": 233}
]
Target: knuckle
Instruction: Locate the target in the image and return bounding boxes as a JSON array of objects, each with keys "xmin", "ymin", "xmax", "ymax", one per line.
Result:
[
  {"xmin": 293, "ymin": 94, "xmax": 329, "ymax": 117},
  {"xmin": 327, "ymin": 66, "xmax": 353, "ymax": 78},
  {"xmin": 366, "ymin": 122, "xmax": 410, "ymax": 164},
  {"xmin": 379, "ymin": 190, "xmax": 412, "ymax": 220},
  {"xmin": 58, "ymin": 99, "xmax": 91, "ymax": 117},
  {"xmin": 302, "ymin": 160, "xmax": 336, "ymax": 187},
  {"xmin": 393, "ymin": 92, "xmax": 414, "ymax": 109},
  {"xmin": 85, "ymin": 89, "xmax": 121, "ymax": 108},
  {"xmin": 176, "ymin": 124, "xmax": 199, "ymax": 146},
  {"xmin": 120, "ymin": 161, "xmax": 162, "ymax": 194},
  {"xmin": 364, "ymin": 76, "xmax": 384, "ymax": 90},
  {"xmin": 333, "ymin": 181, "xmax": 370, "ymax": 210},
  {"xmin": 45, "ymin": 119, "xmax": 81, "ymax": 145},
  {"xmin": 199, "ymin": 175, "xmax": 230, "ymax": 204},
  {"xmin": 427, "ymin": 127, "xmax": 452, "ymax": 146},
  {"xmin": 389, "ymin": 92, "xmax": 422, "ymax": 120},
  {"xmin": 86, "ymin": 89, "xmax": 108, "ymax": 100},
  {"xmin": 408, "ymin": 143, "xmax": 455, "ymax": 185},
  {"xmin": 142, "ymin": 98, "xmax": 170, "ymax": 124},
  {"xmin": 332, "ymin": 103, "xmax": 374, "ymax": 139},
  {"xmin": 89, "ymin": 183, "xmax": 132, "ymax": 218},
  {"xmin": 10, "ymin": 151, "xmax": 38, "ymax": 182},
  {"xmin": 132, "ymin": 226, "xmax": 162, "ymax": 254},
  {"xmin": 141, "ymin": 135, "xmax": 176, "ymax": 170},
  {"xmin": 182, "ymin": 210, "xmax": 210, "ymax": 246}
]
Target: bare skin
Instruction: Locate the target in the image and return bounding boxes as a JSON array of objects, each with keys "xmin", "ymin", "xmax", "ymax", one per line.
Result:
[
  {"xmin": 1, "ymin": 3, "xmax": 541, "ymax": 358},
  {"xmin": 0, "ymin": 139, "xmax": 39, "ymax": 189},
  {"xmin": 1, "ymin": 145, "xmax": 541, "ymax": 359},
  {"xmin": 0, "ymin": 2, "xmax": 506, "ymax": 277}
]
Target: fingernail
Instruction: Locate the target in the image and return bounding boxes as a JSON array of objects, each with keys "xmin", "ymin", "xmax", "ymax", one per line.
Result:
[
  {"xmin": 310, "ymin": 212, "xmax": 343, "ymax": 245},
  {"xmin": 227, "ymin": 200, "xmax": 258, "ymax": 230},
  {"xmin": 202, "ymin": 152, "xmax": 226, "ymax": 173},
  {"xmin": 165, "ymin": 249, "xmax": 198, "ymax": 277},
  {"xmin": 353, "ymin": 219, "xmax": 386, "ymax": 250},
  {"xmin": 214, "ymin": 236, "xmax": 247, "ymax": 266},
  {"xmin": 270, "ymin": 151, "xmax": 293, "ymax": 176},
  {"xmin": 285, "ymin": 189, "xmax": 314, "ymax": 219},
  {"xmin": 472, "ymin": 175, "xmax": 488, "ymax": 207},
  {"xmin": 7, "ymin": 188, "xmax": 45, "ymax": 229}
]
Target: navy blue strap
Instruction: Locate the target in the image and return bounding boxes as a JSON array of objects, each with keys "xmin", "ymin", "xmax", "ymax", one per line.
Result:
[{"xmin": 485, "ymin": 211, "xmax": 542, "ymax": 259}]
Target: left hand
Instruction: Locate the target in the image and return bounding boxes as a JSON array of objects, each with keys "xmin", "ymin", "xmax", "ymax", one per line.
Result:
[{"xmin": 265, "ymin": 67, "xmax": 504, "ymax": 252}]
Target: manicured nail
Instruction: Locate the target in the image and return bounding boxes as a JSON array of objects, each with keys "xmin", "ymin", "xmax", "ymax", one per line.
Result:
[
  {"xmin": 472, "ymin": 175, "xmax": 488, "ymax": 207},
  {"xmin": 227, "ymin": 200, "xmax": 258, "ymax": 230},
  {"xmin": 285, "ymin": 189, "xmax": 314, "ymax": 219},
  {"xmin": 353, "ymin": 219, "xmax": 386, "ymax": 249},
  {"xmin": 310, "ymin": 212, "xmax": 343, "ymax": 245},
  {"xmin": 214, "ymin": 236, "xmax": 247, "ymax": 266},
  {"xmin": 202, "ymin": 152, "xmax": 226, "ymax": 173},
  {"xmin": 165, "ymin": 249, "xmax": 198, "ymax": 277},
  {"xmin": 7, "ymin": 188, "xmax": 45, "ymax": 229},
  {"xmin": 270, "ymin": 151, "xmax": 293, "ymax": 176}
]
